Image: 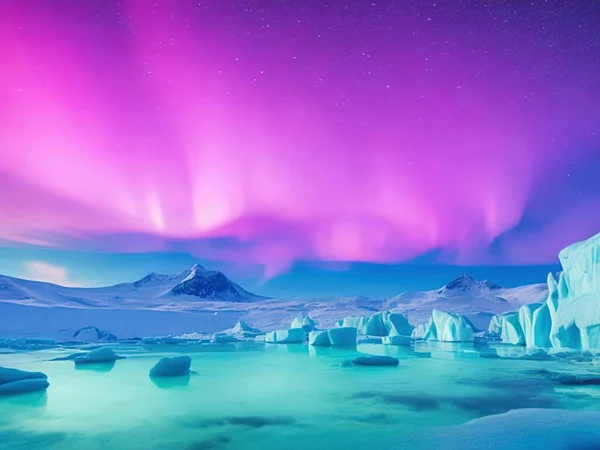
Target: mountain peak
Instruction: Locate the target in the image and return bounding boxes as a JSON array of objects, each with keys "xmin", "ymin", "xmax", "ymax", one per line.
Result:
[
  {"xmin": 445, "ymin": 273, "xmax": 477, "ymax": 290},
  {"xmin": 440, "ymin": 273, "xmax": 502, "ymax": 293},
  {"xmin": 170, "ymin": 267, "xmax": 261, "ymax": 301}
]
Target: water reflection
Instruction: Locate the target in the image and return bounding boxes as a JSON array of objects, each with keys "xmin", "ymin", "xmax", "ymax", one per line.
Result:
[
  {"xmin": 150, "ymin": 375, "xmax": 191, "ymax": 389},
  {"xmin": 74, "ymin": 361, "xmax": 116, "ymax": 373}
]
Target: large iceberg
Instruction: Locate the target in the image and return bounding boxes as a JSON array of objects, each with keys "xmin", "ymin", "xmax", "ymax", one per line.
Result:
[
  {"xmin": 309, "ymin": 327, "xmax": 358, "ymax": 347},
  {"xmin": 423, "ymin": 310, "xmax": 475, "ymax": 342},
  {"xmin": 328, "ymin": 327, "xmax": 357, "ymax": 346},
  {"xmin": 264, "ymin": 328, "xmax": 305, "ymax": 344},
  {"xmin": 492, "ymin": 232, "xmax": 600, "ymax": 350},
  {"xmin": 0, "ymin": 367, "xmax": 49, "ymax": 396},
  {"xmin": 337, "ymin": 311, "xmax": 413, "ymax": 337}
]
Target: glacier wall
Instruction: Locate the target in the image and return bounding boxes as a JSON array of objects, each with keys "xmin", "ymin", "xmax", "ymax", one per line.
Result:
[{"xmin": 491, "ymin": 232, "xmax": 600, "ymax": 350}]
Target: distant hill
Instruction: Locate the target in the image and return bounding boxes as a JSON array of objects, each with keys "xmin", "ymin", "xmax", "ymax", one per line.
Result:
[{"xmin": 0, "ymin": 264, "xmax": 266, "ymax": 308}]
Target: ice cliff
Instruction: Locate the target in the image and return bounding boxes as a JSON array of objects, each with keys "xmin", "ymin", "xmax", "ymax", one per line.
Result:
[{"xmin": 491, "ymin": 232, "xmax": 600, "ymax": 350}]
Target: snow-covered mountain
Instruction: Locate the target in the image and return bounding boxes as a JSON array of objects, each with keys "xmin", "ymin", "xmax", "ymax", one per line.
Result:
[
  {"xmin": 0, "ymin": 268, "xmax": 545, "ymax": 340},
  {"xmin": 0, "ymin": 264, "xmax": 266, "ymax": 308},
  {"xmin": 383, "ymin": 273, "xmax": 548, "ymax": 330}
]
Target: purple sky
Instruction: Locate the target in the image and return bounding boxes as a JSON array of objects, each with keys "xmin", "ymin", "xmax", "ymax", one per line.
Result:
[{"xmin": 1, "ymin": 0, "xmax": 599, "ymax": 280}]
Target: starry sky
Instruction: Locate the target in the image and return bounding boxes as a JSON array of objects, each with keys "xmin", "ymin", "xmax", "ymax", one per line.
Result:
[{"xmin": 0, "ymin": 0, "xmax": 599, "ymax": 295}]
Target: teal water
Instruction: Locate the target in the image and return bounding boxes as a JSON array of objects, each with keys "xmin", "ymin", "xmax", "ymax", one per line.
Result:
[{"xmin": 1, "ymin": 342, "xmax": 600, "ymax": 449}]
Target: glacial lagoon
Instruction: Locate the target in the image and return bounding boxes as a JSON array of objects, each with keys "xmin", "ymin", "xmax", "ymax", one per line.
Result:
[{"xmin": 3, "ymin": 341, "xmax": 600, "ymax": 450}]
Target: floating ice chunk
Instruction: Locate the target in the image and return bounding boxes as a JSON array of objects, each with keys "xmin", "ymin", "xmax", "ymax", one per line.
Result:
[
  {"xmin": 264, "ymin": 328, "xmax": 305, "ymax": 344},
  {"xmin": 0, "ymin": 367, "xmax": 49, "ymax": 396},
  {"xmin": 211, "ymin": 333, "xmax": 239, "ymax": 343},
  {"xmin": 382, "ymin": 335, "xmax": 411, "ymax": 346},
  {"xmin": 328, "ymin": 327, "xmax": 357, "ymax": 347},
  {"xmin": 149, "ymin": 356, "xmax": 192, "ymax": 378},
  {"xmin": 424, "ymin": 310, "xmax": 475, "ymax": 342},
  {"xmin": 73, "ymin": 347, "xmax": 124, "ymax": 365},
  {"xmin": 291, "ymin": 314, "xmax": 317, "ymax": 332},
  {"xmin": 308, "ymin": 330, "xmax": 331, "ymax": 347},
  {"xmin": 0, "ymin": 367, "xmax": 47, "ymax": 386},
  {"xmin": 351, "ymin": 355, "xmax": 399, "ymax": 366}
]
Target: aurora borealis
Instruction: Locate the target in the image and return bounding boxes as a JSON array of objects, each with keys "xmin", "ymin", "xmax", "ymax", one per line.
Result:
[{"xmin": 1, "ymin": 0, "xmax": 599, "ymax": 279}]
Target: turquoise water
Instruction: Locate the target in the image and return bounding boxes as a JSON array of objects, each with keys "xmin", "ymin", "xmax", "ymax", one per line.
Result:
[{"xmin": 1, "ymin": 342, "xmax": 600, "ymax": 449}]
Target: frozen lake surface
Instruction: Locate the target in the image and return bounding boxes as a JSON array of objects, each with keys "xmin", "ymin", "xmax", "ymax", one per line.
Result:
[{"xmin": 2, "ymin": 342, "xmax": 600, "ymax": 449}]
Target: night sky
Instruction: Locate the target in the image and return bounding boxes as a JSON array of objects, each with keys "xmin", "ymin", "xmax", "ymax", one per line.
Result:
[{"xmin": 0, "ymin": 0, "xmax": 599, "ymax": 292}]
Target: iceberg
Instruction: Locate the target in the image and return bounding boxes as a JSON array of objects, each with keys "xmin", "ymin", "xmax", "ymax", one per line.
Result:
[
  {"xmin": 423, "ymin": 310, "xmax": 475, "ymax": 342},
  {"xmin": 338, "ymin": 311, "xmax": 413, "ymax": 337},
  {"xmin": 309, "ymin": 327, "xmax": 357, "ymax": 347},
  {"xmin": 229, "ymin": 321, "xmax": 263, "ymax": 337},
  {"xmin": 328, "ymin": 327, "xmax": 357, "ymax": 346},
  {"xmin": 308, "ymin": 330, "xmax": 331, "ymax": 346},
  {"xmin": 264, "ymin": 328, "xmax": 305, "ymax": 344},
  {"xmin": 0, "ymin": 367, "xmax": 49, "ymax": 396},
  {"xmin": 549, "ymin": 233, "xmax": 600, "ymax": 349},
  {"xmin": 149, "ymin": 356, "xmax": 192, "ymax": 378},
  {"xmin": 73, "ymin": 347, "xmax": 124, "ymax": 365},
  {"xmin": 492, "ymin": 232, "xmax": 600, "ymax": 350},
  {"xmin": 291, "ymin": 314, "xmax": 317, "ymax": 332}
]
